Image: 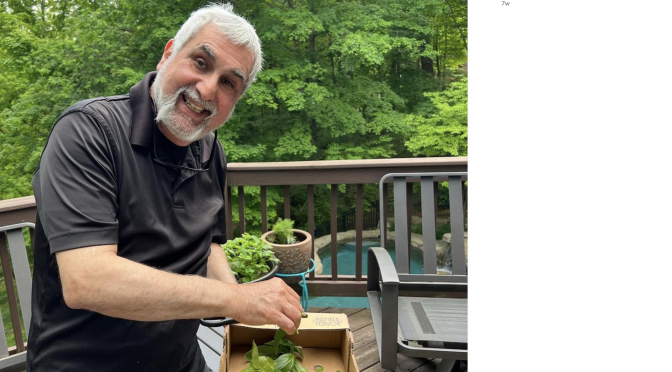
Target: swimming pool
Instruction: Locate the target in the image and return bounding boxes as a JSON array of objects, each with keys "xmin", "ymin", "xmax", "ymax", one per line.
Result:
[
  {"xmin": 308, "ymin": 239, "xmax": 425, "ymax": 308},
  {"xmin": 318, "ymin": 239, "xmax": 425, "ymax": 275}
]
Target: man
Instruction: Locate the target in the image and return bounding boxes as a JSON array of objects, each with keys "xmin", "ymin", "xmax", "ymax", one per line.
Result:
[{"xmin": 27, "ymin": 4, "xmax": 303, "ymax": 371}]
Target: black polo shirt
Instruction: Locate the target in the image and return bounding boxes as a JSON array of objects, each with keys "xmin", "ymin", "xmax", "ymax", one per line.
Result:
[{"xmin": 28, "ymin": 72, "xmax": 227, "ymax": 372}]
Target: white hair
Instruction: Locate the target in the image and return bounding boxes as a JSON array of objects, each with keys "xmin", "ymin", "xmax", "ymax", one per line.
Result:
[{"xmin": 170, "ymin": 2, "xmax": 263, "ymax": 93}]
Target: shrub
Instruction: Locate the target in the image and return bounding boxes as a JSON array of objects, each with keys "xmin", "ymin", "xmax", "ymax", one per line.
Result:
[
  {"xmin": 436, "ymin": 222, "xmax": 451, "ymax": 239},
  {"xmin": 409, "ymin": 222, "xmax": 451, "ymax": 239}
]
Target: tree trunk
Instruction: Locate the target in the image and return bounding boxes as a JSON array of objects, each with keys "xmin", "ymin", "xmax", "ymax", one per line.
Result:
[
  {"xmin": 309, "ymin": 31, "xmax": 316, "ymax": 62},
  {"xmin": 419, "ymin": 44, "xmax": 434, "ymax": 75},
  {"xmin": 329, "ymin": 36, "xmax": 337, "ymax": 85},
  {"xmin": 310, "ymin": 119, "xmax": 318, "ymax": 160},
  {"xmin": 41, "ymin": 0, "xmax": 46, "ymax": 38}
]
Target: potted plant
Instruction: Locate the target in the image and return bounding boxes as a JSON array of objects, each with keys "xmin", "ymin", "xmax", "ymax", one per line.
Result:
[
  {"xmin": 223, "ymin": 233, "xmax": 280, "ymax": 283},
  {"xmin": 201, "ymin": 234, "xmax": 280, "ymax": 327},
  {"xmin": 261, "ymin": 218, "xmax": 312, "ymax": 276}
]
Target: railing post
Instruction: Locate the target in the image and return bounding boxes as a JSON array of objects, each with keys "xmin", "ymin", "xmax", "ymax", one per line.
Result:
[
  {"xmin": 284, "ymin": 185, "xmax": 290, "ymax": 219},
  {"xmin": 406, "ymin": 181, "xmax": 413, "ymax": 265},
  {"xmin": 307, "ymin": 185, "xmax": 315, "ymax": 280},
  {"xmin": 330, "ymin": 184, "xmax": 338, "ymax": 280},
  {"xmin": 225, "ymin": 185, "xmax": 233, "ymax": 239},
  {"xmin": 238, "ymin": 186, "xmax": 245, "ymax": 234},
  {"xmin": 381, "ymin": 182, "xmax": 388, "ymax": 248},
  {"xmin": 261, "ymin": 186, "xmax": 267, "ymax": 233},
  {"xmin": 356, "ymin": 184, "xmax": 363, "ymax": 281}
]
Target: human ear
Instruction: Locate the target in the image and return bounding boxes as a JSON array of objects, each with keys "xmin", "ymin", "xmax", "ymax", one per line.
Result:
[{"xmin": 156, "ymin": 39, "xmax": 175, "ymax": 70}]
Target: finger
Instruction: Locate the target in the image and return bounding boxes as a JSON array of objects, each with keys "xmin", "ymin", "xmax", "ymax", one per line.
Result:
[
  {"xmin": 285, "ymin": 303, "xmax": 302, "ymax": 328},
  {"xmin": 278, "ymin": 312, "xmax": 297, "ymax": 335},
  {"xmin": 282, "ymin": 307, "xmax": 302, "ymax": 334},
  {"xmin": 293, "ymin": 313, "xmax": 302, "ymax": 330},
  {"xmin": 280, "ymin": 323, "xmax": 296, "ymax": 335},
  {"xmin": 288, "ymin": 299, "xmax": 303, "ymax": 317}
]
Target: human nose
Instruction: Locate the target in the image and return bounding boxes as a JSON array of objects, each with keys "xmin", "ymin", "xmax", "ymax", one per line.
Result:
[{"xmin": 197, "ymin": 75, "xmax": 218, "ymax": 101}]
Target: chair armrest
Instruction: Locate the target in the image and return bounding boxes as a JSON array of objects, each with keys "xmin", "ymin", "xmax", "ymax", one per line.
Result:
[
  {"xmin": 0, "ymin": 351, "xmax": 27, "ymax": 372},
  {"xmin": 366, "ymin": 247, "xmax": 400, "ymax": 370},
  {"xmin": 367, "ymin": 247, "xmax": 399, "ymax": 292}
]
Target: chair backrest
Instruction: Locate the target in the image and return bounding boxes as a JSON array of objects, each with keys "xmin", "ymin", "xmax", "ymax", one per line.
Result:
[
  {"xmin": 379, "ymin": 172, "xmax": 467, "ymax": 276},
  {"xmin": 0, "ymin": 222, "xmax": 34, "ymax": 367}
]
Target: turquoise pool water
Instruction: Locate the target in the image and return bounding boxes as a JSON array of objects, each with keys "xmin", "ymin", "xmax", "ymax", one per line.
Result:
[
  {"xmin": 308, "ymin": 239, "xmax": 424, "ymax": 308},
  {"xmin": 318, "ymin": 239, "xmax": 424, "ymax": 275}
]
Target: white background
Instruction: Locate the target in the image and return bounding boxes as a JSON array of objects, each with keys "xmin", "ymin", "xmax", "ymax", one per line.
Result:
[{"xmin": 470, "ymin": 0, "xmax": 672, "ymax": 370}]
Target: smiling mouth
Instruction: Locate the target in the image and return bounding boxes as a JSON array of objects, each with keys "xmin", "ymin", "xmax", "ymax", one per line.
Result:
[{"xmin": 182, "ymin": 93, "xmax": 206, "ymax": 114}]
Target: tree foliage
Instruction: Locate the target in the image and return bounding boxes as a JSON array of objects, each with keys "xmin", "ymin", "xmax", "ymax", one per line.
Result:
[
  {"xmin": 1, "ymin": 0, "xmax": 468, "ymax": 231},
  {"xmin": 406, "ymin": 78, "xmax": 468, "ymax": 157}
]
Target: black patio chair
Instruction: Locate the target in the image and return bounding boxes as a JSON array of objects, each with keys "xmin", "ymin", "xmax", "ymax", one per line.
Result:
[
  {"xmin": 367, "ymin": 172, "xmax": 468, "ymax": 372},
  {"xmin": 0, "ymin": 222, "xmax": 34, "ymax": 372}
]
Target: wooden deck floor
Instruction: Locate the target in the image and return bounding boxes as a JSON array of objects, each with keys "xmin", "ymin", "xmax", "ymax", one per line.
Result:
[
  {"xmin": 310, "ymin": 307, "xmax": 443, "ymax": 372},
  {"xmin": 197, "ymin": 307, "xmax": 445, "ymax": 372}
]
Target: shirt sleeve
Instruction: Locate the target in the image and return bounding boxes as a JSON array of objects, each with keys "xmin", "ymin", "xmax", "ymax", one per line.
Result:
[{"xmin": 32, "ymin": 109, "xmax": 119, "ymax": 253}]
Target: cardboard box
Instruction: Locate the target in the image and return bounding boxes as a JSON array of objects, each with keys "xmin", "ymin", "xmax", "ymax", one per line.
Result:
[{"xmin": 220, "ymin": 313, "xmax": 359, "ymax": 372}]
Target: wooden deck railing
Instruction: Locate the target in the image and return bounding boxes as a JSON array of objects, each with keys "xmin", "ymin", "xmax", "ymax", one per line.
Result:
[
  {"xmin": 223, "ymin": 157, "xmax": 467, "ymax": 295},
  {"xmin": 0, "ymin": 157, "xmax": 467, "ymax": 345}
]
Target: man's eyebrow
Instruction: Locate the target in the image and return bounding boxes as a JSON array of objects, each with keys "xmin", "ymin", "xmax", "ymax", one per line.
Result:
[
  {"xmin": 198, "ymin": 44, "xmax": 217, "ymax": 62},
  {"xmin": 231, "ymin": 69, "xmax": 246, "ymax": 85},
  {"xmin": 197, "ymin": 44, "xmax": 246, "ymax": 86}
]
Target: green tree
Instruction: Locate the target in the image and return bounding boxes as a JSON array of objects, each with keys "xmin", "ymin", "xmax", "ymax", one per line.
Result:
[
  {"xmin": 1, "ymin": 0, "xmax": 468, "ymax": 232},
  {"xmin": 405, "ymin": 77, "xmax": 468, "ymax": 157}
]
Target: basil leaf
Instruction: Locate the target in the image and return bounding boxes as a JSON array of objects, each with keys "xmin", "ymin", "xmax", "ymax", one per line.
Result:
[
  {"xmin": 292, "ymin": 363, "xmax": 308, "ymax": 372},
  {"xmin": 275, "ymin": 353, "xmax": 295, "ymax": 372},
  {"xmin": 251, "ymin": 342, "xmax": 260, "ymax": 369},
  {"xmin": 273, "ymin": 329, "xmax": 287, "ymax": 356},
  {"xmin": 258, "ymin": 356, "xmax": 276, "ymax": 372},
  {"xmin": 246, "ymin": 345, "xmax": 278, "ymax": 361}
]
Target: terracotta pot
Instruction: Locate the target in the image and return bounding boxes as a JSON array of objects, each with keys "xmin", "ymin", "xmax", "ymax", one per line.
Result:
[{"xmin": 261, "ymin": 229, "xmax": 312, "ymax": 276}]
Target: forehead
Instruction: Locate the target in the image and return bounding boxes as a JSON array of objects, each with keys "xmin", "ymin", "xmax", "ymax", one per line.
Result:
[{"xmin": 181, "ymin": 23, "xmax": 254, "ymax": 76}]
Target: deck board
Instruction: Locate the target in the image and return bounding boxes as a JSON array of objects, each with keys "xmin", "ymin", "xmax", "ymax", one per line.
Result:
[{"xmin": 197, "ymin": 307, "xmax": 442, "ymax": 372}]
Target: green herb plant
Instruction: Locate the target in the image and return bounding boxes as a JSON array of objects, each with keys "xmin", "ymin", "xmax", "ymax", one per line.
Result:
[
  {"xmin": 223, "ymin": 233, "xmax": 280, "ymax": 283},
  {"xmin": 268, "ymin": 218, "xmax": 296, "ymax": 245},
  {"xmin": 242, "ymin": 329, "xmax": 336, "ymax": 372}
]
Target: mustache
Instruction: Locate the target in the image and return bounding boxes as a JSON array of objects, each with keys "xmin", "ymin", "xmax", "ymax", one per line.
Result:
[{"xmin": 181, "ymin": 85, "xmax": 216, "ymax": 115}]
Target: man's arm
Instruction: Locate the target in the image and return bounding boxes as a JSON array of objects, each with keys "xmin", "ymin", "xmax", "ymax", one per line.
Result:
[
  {"xmin": 207, "ymin": 242, "xmax": 238, "ymax": 283},
  {"xmin": 56, "ymin": 244, "xmax": 303, "ymax": 334}
]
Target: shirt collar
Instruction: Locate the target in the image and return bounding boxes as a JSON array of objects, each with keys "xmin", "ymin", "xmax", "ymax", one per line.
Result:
[{"xmin": 129, "ymin": 71, "xmax": 157, "ymax": 149}]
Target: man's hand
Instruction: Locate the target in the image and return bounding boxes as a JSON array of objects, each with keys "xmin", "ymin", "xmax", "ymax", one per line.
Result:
[{"xmin": 227, "ymin": 277, "xmax": 303, "ymax": 334}]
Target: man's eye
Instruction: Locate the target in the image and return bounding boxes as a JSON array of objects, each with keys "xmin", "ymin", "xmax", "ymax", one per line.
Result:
[
  {"xmin": 221, "ymin": 78, "xmax": 234, "ymax": 88},
  {"xmin": 195, "ymin": 59, "xmax": 207, "ymax": 69}
]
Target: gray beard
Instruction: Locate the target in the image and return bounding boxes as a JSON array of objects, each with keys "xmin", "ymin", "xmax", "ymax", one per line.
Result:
[{"xmin": 152, "ymin": 67, "xmax": 217, "ymax": 144}]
